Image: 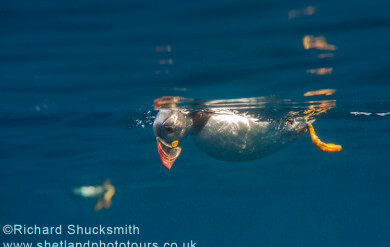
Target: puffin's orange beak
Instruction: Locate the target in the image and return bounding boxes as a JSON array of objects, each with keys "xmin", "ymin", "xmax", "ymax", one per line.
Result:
[{"xmin": 156, "ymin": 137, "xmax": 182, "ymax": 170}]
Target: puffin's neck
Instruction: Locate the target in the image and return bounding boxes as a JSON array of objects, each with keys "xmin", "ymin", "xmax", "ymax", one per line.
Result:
[{"xmin": 188, "ymin": 111, "xmax": 212, "ymax": 134}]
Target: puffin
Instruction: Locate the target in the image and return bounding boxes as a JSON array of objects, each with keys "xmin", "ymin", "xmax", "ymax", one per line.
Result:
[
  {"xmin": 153, "ymin": 98, "xmax": 342, "ymax": 170},
  {"xmin": 73, "ymin": 180, "xmax": 115, "ymax": 211}
]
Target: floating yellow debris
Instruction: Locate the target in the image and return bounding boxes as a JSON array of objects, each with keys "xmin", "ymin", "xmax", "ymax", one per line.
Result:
[
  {"xmin": 303, "ymin": 35, "xmax": 337, "ymax": 51},
  {"xmin": 304, "ymin": 89, "xmax": 336, "ymax": 96},
  {"xmin": 306, "ymin": 67, "xmax": 333, "ymax": 75}
]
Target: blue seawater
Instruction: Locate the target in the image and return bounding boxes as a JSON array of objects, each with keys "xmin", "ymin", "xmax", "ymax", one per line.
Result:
[{"xmin": 1, "ymin": 0, "xmax": 389, "ymax": 246}]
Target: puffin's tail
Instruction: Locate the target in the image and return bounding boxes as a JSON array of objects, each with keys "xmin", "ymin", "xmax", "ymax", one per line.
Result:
[{"xmin": 307, "ymin": 123, "xmax": 342, "ymax": 152}]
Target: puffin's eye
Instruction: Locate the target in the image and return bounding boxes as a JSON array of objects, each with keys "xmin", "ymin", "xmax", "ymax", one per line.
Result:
[{"xmin": 164, "ymin": 125, "xmax": 175, "ymax": 133}]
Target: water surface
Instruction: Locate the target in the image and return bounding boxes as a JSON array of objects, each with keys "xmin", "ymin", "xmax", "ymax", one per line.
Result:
[{"xmin": 1, "ymin": 0, "xmax": 390, "ymax": 246}]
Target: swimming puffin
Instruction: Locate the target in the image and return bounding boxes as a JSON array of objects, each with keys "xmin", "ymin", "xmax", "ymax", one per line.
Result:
[
  {"xmin": 153, "ymin": 108, "xmax": 342, "ymax": 170},
  {"xmin": 73, "ymin": 180, "xmax": 115, "ymax": 211}
]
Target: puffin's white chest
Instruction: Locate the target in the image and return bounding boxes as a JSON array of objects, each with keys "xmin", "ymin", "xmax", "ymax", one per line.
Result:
[{"xmin": 191, "ymin": 114, "xmax": 305, "ymax": 161}]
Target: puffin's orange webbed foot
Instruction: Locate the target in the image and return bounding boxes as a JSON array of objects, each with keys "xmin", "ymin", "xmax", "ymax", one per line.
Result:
[
  {"xmin": 307, "ymin": 123, "xmax": 342, "ymax": 152},
  {"xmin": 94, "ymin": 198, "xmax": 104, "ymax": 211}
]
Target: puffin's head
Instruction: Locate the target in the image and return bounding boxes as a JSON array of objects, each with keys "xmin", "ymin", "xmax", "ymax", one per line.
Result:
[{"xmin": 153, "ymin": 109, "xmax": 192, "ymax": 170}]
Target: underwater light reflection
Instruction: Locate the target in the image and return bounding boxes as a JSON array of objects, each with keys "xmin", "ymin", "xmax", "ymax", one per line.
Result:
[
  {"xmin": 303, "ymin": 35, "xmax": 337, "ymax": 51},
  {"xmin": 306, "ymin": 67, "xmax": 333, "ymax": 75},
  {"xmin": 288, "ymin": 6, "xmax": 315, "ymax": 19},
  {"xmin": 153, "ymin": 96, "xmax": 337, "ymax": 122},
  {"xmin": 154, "ymin": 44, "xmax": 173, "ymax": 75},
  {"xmin": 304, "ymin": 89, "xmax": 336, "ymax": 96}
]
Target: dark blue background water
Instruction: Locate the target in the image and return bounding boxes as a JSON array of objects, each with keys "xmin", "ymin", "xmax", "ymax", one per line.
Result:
[{"xmin": 1, "ymin": 0, "xmax": 390, "ymax": 246}]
